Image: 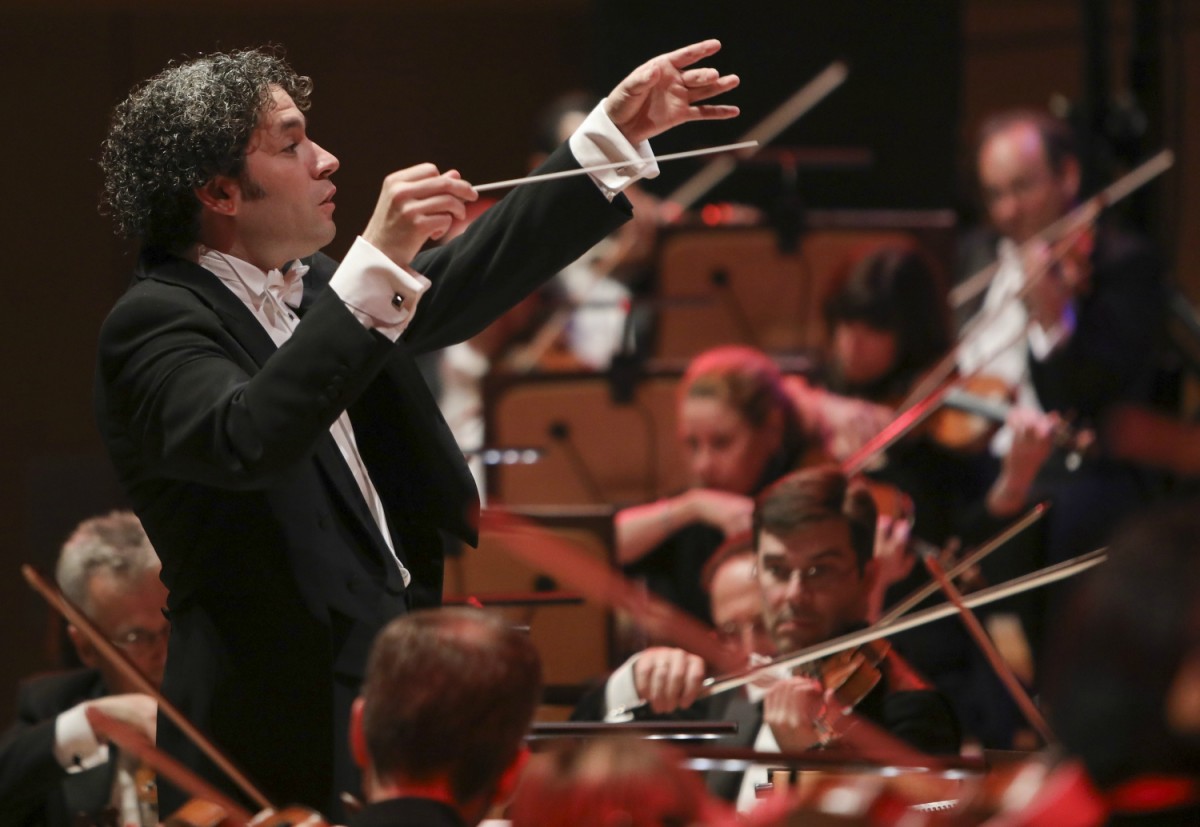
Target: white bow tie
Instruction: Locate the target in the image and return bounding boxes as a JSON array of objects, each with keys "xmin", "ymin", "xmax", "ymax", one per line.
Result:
[{"xmin": 264, "ymin": 262, "xmax": 309, "ymax": 310}]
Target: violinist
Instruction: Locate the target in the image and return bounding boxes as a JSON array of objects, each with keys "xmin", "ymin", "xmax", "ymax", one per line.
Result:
[
  {"xmin": 794, "ymin": 244, "xmax": 978, "ymax": 535},
  {"xmin": 957, "ymin": 109, "xmax": 1168, "ymax": 566},
  {"xmin": 602, "ymin": 466, "xmax": 960, "ymax": 812},
  {"xmin": 0, "ymin": 511, "xmax": 166, "ymax": 827},
  {"xmin": 347, "ymin": 607, "xmax": 542, "ymax": 827}
]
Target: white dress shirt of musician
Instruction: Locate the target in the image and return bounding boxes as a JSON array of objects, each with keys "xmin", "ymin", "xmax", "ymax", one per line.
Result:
[{"xmin": 956, "ymin": 112, "xmax": 1085, "ymax": 459}]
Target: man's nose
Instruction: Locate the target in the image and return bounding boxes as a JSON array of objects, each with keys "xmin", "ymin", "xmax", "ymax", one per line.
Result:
[
  {"xmin": 313, "ymin": 141, "xmax": 339, "ymax": 178},
  {"xmin": 784, "ymin": 570, "xmax": 813, "ymax": 604},
  {"xmin": 739, "ymin": 625, "xmax": 762, "ymax": 654},
  {"xmin": 990, "ymin": 193, "xmax": 1019, "ymax": 228}
]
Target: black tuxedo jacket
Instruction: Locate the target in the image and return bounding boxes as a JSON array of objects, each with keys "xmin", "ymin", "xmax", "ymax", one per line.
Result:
[
  {"xmin": 94, "ymin": 144, "xmax": 630, "ymax": 816},
  {"xmin": 956, "ymin": 223, "xmax": 1166, "ymax": 425},
  {"xmin": 0, "ymin": 669, "xmax": 113, "ymax": 827}
]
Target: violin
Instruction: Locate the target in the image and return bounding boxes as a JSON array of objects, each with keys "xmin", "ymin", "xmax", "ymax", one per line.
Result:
[
  {"xmin": 924, "ymin": 373, "xmax": 1094, "ymax": 459},
  {"xmin": 798, "ymin": 639, "xmax": 891, "ymax": 713}
]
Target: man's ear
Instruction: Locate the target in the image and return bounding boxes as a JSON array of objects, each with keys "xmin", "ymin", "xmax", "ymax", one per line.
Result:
[
  {"xmin": 494, "ymin": 744, "xmax": 531, "ymax": 805},
  {"xmin": 349, "ymin": 696, "xmax": 370, "ymax": 770},
  {"xmin": 195, "ymin": 176, "xmax": 240, "ymax": 215},
  {"xmin": 66, "ymin": 624, "xmax": 100, "ymax": 670}
]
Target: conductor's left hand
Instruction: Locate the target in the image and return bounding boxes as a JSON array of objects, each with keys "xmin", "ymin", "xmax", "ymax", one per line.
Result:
[{"xmin": 605, "ymin": 39, "xmax": 740, "ymax": 146}]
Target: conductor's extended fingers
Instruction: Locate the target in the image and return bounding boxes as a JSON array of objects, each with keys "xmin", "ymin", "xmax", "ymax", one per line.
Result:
[
  {"xmin": 664, "ymin": 38, "xmax": 723, "ymax": 69},
  {"xmin": 685, "ymin": 103, "xmax": 741, "ymax": 123},
  {"xmin": 686, "ymin": 73, "xmax": 741, "ymax": 103}
]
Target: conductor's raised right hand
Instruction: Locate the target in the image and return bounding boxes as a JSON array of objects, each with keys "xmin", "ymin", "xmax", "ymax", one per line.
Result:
[{"xmin": 362, "ymin": 164, "xmax": 478, "ymax": 267}]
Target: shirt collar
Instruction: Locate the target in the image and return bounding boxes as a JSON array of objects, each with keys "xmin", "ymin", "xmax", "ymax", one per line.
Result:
[{"xmin": 198, "ymin": 248, "xmax": 309, "ymax": 311}]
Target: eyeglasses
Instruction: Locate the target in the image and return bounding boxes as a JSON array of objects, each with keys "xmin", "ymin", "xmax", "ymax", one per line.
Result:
[
  {"xmin": 756, "ymin": 559, "xmax": 856, "ymax": 591},
  {"xmin": 110, "ymin": 625, "xmax": 170, "ymax": 655}
]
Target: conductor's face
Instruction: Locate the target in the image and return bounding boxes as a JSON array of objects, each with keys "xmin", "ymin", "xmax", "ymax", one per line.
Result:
[{"xmin": 234, "ymin": 85, "xmax": 340, "ymax": 270}]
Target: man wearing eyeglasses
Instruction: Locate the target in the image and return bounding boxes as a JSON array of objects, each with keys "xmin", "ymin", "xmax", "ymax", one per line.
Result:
[
  {"xmin": 602, "ymin": 466, "xmax": 959, "ymax": 810},
  {"xmin": 0, "ymin": 511, "xmax": 167, "ymax": 827}
]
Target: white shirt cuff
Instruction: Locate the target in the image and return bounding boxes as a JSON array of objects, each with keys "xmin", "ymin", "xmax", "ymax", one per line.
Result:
[
  {"xmin": 329, "ymin": 236, "xmax": 433, "ymax": 342},
  {"xmin": 568, "ymin": 102, "xmax": 659, "ymax": 201},
  {"xmin": 54, "ymin": 703, "xmax": 109, "ymax": 772},
  {"xmin": 1028, "ymin": 299, "xmax": 1077, "ymax": 360},
  {"xmin": 603, "ymin": 654, "xmax": 643, "ymax": 722}
]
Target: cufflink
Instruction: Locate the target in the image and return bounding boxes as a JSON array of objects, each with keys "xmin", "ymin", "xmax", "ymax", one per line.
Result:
[{"xmin": 391, "ymin": 294, "xmax": 404, "ymax": 308}]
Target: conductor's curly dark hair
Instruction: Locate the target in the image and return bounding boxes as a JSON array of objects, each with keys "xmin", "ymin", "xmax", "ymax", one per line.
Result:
[{"xmin": 99, "ymin": 47, "xmax": 313, "ymax": 254}]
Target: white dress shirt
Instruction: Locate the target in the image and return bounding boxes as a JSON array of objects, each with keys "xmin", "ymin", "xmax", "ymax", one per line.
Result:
[{"xmin": 957, "ymin": 238, "xmax": 1077, "ymax": 456}]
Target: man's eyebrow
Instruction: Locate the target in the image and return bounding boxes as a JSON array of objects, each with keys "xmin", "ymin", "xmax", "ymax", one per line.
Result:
[
  {"xmin": 811, "ymin": 548, "xmax": 847, "ymax": 562},
  {"xmin": 760, "ymin": 548, "xmax": 847, "ymax": 565},
  {"xmin": 275, "ymin": 114, "xmax": 307, "ymax": 134}
]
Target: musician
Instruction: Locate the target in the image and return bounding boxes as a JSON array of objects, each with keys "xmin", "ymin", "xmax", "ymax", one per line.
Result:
[
  {"xmin": 617, "ymin": 345, "xmax": 814, "ymax": 623},
  {"xmin": 347, "ymin": 608, "xmax": 541, "ymax": 827},
  {"xmin": 0, "ymin": 511, "xmax": 167, "ymax": 827},
  {"xmin": 603, "ymin": 466, "xmax": 960, "ymax": 810},
  {"xmin": 94, "ymin": 41, "xmax": 739, "ymax": 816},
  {"xmin": 820, "ymin": 244, "xmax": 952, "ymax": 405},
  {"xmin": 957, "ymin": 109, "xmax": 1167, "ymax": 563},
  {"xmin": 702, "ymin": 533, "xmax": 776, "ymax": 663}
]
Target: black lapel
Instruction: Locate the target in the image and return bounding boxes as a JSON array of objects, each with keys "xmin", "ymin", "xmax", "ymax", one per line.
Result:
[
  {"xmin": 312, "ymin": 433, "xmax": 403, "ymax": 572},
  {"xmin": 138, "ymin": 252, "xmax": 399, "ymax": 568},
  {"xmin": 136, "ymin": 253, "xmax": 278, "ymax": 368}
]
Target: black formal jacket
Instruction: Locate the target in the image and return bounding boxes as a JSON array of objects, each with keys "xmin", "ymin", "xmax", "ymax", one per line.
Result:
[
  {"xmin": 956, "ymin": 222, "xmax": 1166, "ymax": 425},
  {"xmin": 0, "ymin": 669, "xmax": 114, "ymax": 827},
  {"xmin": 94, "ymin": 144, "xmax": 630, "ymax": 816}
]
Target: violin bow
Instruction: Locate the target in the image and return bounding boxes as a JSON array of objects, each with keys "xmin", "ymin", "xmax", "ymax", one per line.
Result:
[
  {"xmin": 875, "ymin": 501, "xmax": 1048, "ymax": 626},
  {"xmin": 20, "ymin": 565, "xmax": 275, "ymax": 812},
  {"xmin": 695, "ymin": 548, "xmax": 1106, "ymax": 704},
  {"xmin": 916, "ymin": 547, "xmax": 1056, "ymax": 744},
  {"xmin": 949, "ymin": 148, "xmax": 1175, "ymax": 311}
]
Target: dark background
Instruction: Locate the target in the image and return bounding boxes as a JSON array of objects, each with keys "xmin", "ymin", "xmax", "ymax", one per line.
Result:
[{"xmin": 0, "ymin": 0, "xmax": 1196, "ymax": 724}]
